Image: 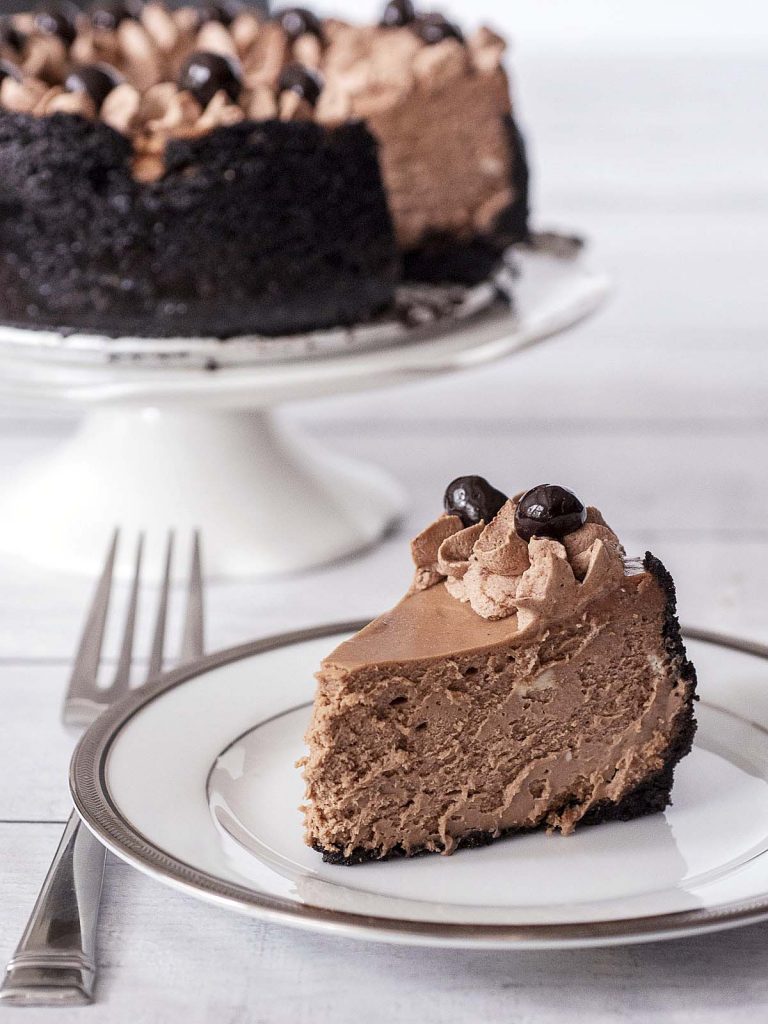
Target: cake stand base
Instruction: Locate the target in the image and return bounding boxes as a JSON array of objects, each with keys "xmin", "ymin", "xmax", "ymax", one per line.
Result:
[
  {"xmin": 0, "ymin": 406, "xmax": 405, "ymax": 579},
  {"xmin": 0, "ymin": 244, "xmax": 609, "ymax": 579}
]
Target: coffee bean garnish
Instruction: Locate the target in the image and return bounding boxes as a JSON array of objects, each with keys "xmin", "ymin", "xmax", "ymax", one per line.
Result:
[
  {"xmin": 444, "ymin": 475, "xmax": 508, "ymax": 528},
  {"xmin": 34, "ymin": 2, "xmax": 79, "ymax": 47},
  {"xmin": 89, "ymin": 0, "xmax": 138, "ymax": 32},
  {"xmin": 65, "ymin": 62, "xmax": 121, "ymax": 110},
  {"xmin": 412, "ymin": 12, "xmax": 464, "ymax": 45},
  {"xmin": 277, "ymin": 62, "xmax": 322, "ymax": 106},
  {"xmin": 0, "ymin": 59, "xmax": 22, "ymax": 85},
  {"xmin": 274, "ymin": 7, "xmax": 324, "ymax": 42},
  {"xmin": 193, "ymin": 0, "xmax": 243, "ymax": 28},
  {"xmin": 0, "ymin": 18, "xmax": 26, "ymax": 54},
  {"xmin": 380, "ymin": 0, "xmax": 416, "ymax": 28},
  {"xmin": 179, "ymin": 50, "xmax": 242, "ymax": 108},
  {"xmin": 514, "ymin": 484, "xmax": 587, "ymax": 542}
]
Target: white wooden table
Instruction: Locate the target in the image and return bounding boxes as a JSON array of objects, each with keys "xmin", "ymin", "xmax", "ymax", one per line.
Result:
[{"xmin": 2, "ymin": 40, "xmax": 768, "ymax": 1024}]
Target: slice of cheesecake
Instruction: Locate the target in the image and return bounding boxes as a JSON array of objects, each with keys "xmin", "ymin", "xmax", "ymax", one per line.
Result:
[{"xmin": 301, "ymin": 479, "xmax": 697, "ymax": 864}]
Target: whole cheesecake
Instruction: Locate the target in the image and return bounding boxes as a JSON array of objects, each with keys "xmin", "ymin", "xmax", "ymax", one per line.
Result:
[
  {"xmin": 0, "ymin": 1, "xmax": 529, "ymax": 338},
  {"xmin": 301, "ymin": 479, "xmax": 697, "ymax": 864}
]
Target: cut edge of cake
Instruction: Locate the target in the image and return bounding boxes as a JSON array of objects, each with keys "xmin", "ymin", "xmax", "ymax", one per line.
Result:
[{"xmin": 300, "ymin": 481, "xmax": 698, "ymax": 866}]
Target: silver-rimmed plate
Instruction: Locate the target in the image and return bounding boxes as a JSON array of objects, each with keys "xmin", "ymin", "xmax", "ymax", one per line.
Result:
[{"xmin": 71, "ymin": 624, "xmax": 768, "ymax": 949}]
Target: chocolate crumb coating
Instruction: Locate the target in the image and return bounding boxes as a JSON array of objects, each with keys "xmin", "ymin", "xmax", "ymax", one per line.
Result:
[
  {"xmin": 0, "ymin": 112, "xmax": 398, "ymax": 337},
  {"xmin": 0, "ymin": 3, "xmax": 530, "ymax": 335}
]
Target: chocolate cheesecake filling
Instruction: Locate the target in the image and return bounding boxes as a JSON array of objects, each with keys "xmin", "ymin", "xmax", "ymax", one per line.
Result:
[{"xmin": 301, "ymin": 485, "xmax": 697, "ymax": 864}]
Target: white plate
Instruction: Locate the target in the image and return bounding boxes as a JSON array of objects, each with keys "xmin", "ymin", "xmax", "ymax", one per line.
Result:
[{"xmin": 71, "ymin": 624, "xmax": 768, "ymax": 949}]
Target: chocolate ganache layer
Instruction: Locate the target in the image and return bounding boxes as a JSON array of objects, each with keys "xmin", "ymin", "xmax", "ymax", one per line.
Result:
[
  {"xmin": 301, "ymin": 480, "xmax": 697, "ymax": 864},
  {"xmin": 0, "ymin": 3, "xmax": 529, "ymax": 338}
]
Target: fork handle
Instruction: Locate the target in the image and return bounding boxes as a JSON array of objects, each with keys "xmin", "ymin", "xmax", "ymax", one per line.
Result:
[{"xmin": 0, "ymin": 812, "xmax": 106, "ymax": 1007}]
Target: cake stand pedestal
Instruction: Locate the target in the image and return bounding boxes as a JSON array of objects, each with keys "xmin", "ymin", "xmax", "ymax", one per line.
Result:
[
  {"xmin": 0, "ymin": 406, "xmax": 403, "ymax": 578},
  {"xmin": 0, "ymin": 246, "xmax": 609, "ymax": 579}
]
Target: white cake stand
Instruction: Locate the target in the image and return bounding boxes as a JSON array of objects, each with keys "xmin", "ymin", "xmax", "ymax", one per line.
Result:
[{"xmin": 0, "ymin": 245, "xmax": 609, "ymax": 579}]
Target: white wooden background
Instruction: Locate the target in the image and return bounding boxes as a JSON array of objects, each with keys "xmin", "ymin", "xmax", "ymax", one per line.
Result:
[{"xmin": 2, "ymin": 29, "xmax": 768, "ymax": 1024}]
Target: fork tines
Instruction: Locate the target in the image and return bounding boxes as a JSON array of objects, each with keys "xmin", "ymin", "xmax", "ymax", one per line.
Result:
[{"xmin": 62, "ymin": 530, "xmax": 204, "ymax": 728}]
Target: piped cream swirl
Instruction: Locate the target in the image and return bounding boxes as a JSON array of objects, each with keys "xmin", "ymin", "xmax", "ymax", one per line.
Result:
[
  {"xmin": 410, "ymin": 499, "xmax": 626, "ymax": 629},
  {"xmin": 0, "ymin": 4, "xmax": 511, "ymax": 197}
]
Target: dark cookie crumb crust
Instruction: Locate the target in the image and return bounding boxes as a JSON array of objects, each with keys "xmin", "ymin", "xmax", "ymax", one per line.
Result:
[
  {"xmin": 315, "ymin": 552, "xmax": 698, "ymax": 866},
  {"xmin": 0, "ymin": 113, "xmax": 399, "ymax": 338},
  {"xmin": 0, "ymin": 108, "xmax": 529, "ymax": 337}
]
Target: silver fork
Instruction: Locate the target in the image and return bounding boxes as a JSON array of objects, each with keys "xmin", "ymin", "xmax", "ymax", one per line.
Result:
[{"xmin": 0, "ymin": 530, "xmax": 204, "ymax": 1007}]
